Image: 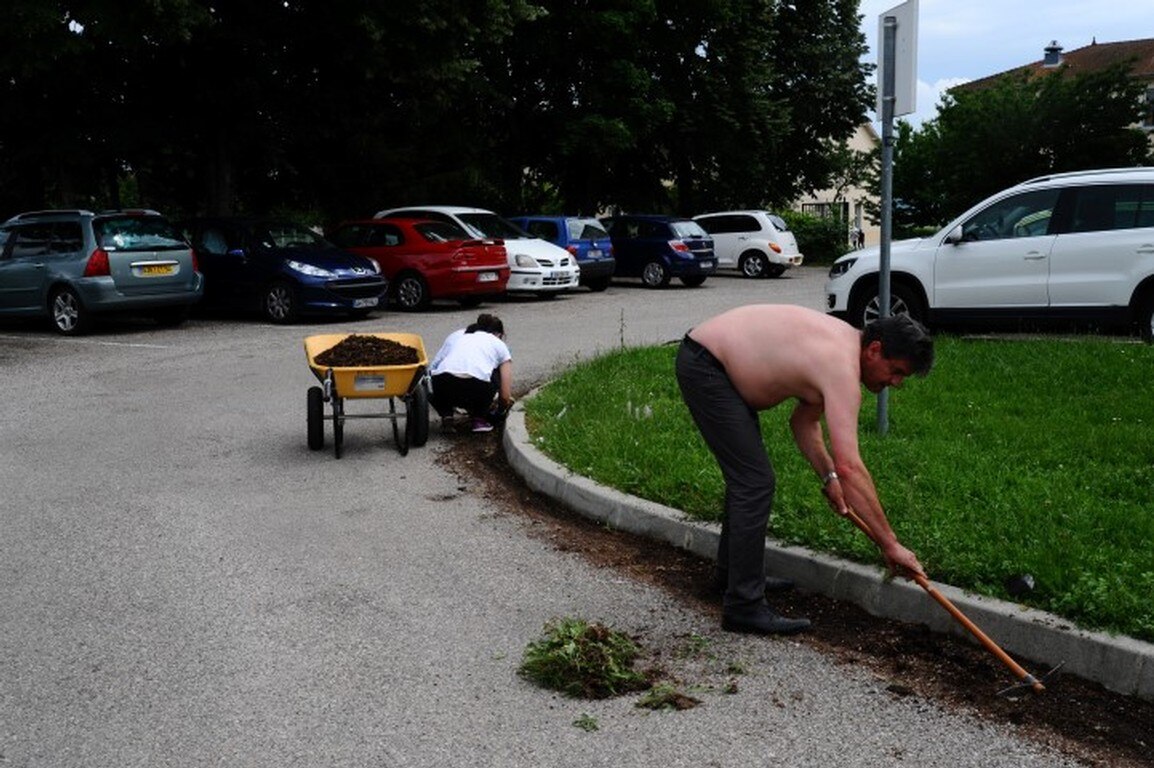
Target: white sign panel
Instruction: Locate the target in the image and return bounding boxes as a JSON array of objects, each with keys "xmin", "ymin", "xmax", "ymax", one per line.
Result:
[{"xmin": 877, "ymin": 0, "xmax": 918, "ymax": 117}]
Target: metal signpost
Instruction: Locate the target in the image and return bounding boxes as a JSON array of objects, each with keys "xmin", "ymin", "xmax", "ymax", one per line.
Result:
[{"xmin": 876, "ymin": 0, "xmax": 918, "ymax": 434}]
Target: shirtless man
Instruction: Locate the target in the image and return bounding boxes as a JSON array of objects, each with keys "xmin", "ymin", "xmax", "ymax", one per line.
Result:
[{"xmin": 675, "ymin": 305, "xmax": 934, "ymax": 635}]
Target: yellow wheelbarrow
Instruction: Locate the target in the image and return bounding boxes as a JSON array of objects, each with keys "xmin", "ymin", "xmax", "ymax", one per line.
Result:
[{"xmin": 303, "ymin": 332, "xmax": 430, "ymax": 458}]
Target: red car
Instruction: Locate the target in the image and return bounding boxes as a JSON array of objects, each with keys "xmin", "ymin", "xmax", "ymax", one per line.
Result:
[{"xmin": 329, "ymin": 218, "xmax": 509, "ymax": 311}]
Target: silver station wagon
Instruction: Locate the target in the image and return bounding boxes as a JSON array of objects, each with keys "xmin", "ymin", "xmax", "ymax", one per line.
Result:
[{"xmin": 0, "ymin": 209, "xmax": 204, "ymax": 334}]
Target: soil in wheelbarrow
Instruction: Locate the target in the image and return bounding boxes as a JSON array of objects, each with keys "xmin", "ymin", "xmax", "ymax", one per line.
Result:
[
  {"xmin": 443, "ymin": 433, "xmax": 1154, "ymax": 768},
  {"xmin": 314, "ymin": 335, "xmax": 420, "ymax": 367}
]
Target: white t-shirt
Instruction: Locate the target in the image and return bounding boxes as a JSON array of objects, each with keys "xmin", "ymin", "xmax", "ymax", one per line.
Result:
[{"xmin": 430, "ymin": 331, "xmax": 511, "ymax": 380}]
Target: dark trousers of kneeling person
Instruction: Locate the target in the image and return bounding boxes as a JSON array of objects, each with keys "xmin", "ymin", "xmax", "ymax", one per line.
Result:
[{"xmin": 430, "ymin": 371, "xmax": 502, "ymax": 424}]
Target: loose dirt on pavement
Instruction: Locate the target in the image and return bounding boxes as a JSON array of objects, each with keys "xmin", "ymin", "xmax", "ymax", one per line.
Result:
[{"xmin": 442, "ymin": 431, "xmax": 1154, "ymax": 768}]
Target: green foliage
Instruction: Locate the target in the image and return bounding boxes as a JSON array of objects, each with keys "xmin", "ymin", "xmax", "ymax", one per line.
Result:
[
  {"xmin": 525, "ymin": 338, "xmax": 1154, "ymax": 641},
  {"xmin": 877, "ymin": 63, "xmax": 1153, "ymax": 230},
  {"xmin": 572, "ymin": 713, "xmax": 600, "ymax": 732},
  {"xmin": 519, "ymin": 618, "xmax": 651, "ymax": 699},
  {"xmin": 779, "ymin": 210, "xmax": 852, "ymax": 265},
  {"xmin": 0, "ymin": 0, "xmax": 873, "ymax": 221},
  {"xmin": 634, "ymin": 682, "xmax": 701, "ymax": 711}
]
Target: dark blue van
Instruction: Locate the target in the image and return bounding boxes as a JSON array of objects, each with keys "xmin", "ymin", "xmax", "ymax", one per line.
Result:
[{"xmin": 600, "ymin": 214, "xmax": 716, "ymax": 288}]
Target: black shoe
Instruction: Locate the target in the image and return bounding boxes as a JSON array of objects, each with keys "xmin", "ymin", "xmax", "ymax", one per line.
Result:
[
  {"xmin": 722, "ymin": 607, "xmax": 811, "ymax": 636},
  {"xmin": 712, "ymin": 574, "xmax": 795, "ymax": 595}
]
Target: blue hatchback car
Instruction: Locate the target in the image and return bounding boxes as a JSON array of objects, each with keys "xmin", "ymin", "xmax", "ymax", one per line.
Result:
[
  {"xmin": 182, "ymin": 218, "xmax": 388, "ymax": 323},
  {"xmin": 507, "ymin": 215, "xmax": 616, "ymax": 292},
  {"xmin": 600, "ymin": 214, "xmax": 716, "ymax": 288}
]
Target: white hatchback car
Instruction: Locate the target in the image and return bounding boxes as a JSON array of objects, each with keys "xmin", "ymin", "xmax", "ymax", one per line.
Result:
[
  {"xmin": 825, "ymin": 168, "xmax": 1154, "ymax": 341},
  {"xmin": 375, "ymin": 206, "xmax": 580, "ymax": 295},
  {"xmin": 693, "ymin": 210, "xmax": 804, "ymax": 278}
]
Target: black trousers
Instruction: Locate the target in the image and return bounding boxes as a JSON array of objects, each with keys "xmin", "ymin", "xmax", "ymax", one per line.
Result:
[
  {"xmin": 429, "ymin": 373, "xmax": 496, "ymax": 419},
  {"xmin": 675, "ymin": 336, "xmax": 776, "ymax": 613}
]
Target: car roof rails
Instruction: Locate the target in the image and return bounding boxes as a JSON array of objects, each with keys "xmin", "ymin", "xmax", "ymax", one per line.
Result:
[
  {"xmin": 96, "ymin": 208, "xmax": 163, "ymax": 216},
  {"xmin": 1020, "ymin": 167, "xmax": 1151, "ymax": 186},
  {"xmin": 9, "ymin": 209, "xmax": 95, "ymax": 220}
]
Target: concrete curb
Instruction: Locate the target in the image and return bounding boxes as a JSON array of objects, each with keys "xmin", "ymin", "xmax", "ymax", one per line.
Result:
[{"xmin": 502, "ymin": 402, "xmax": 1154, "ymax": 702}]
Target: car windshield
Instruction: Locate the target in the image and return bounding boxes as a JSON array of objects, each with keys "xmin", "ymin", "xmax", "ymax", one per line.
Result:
[
  {"xmin": 766, "ymin": 213, "xmax": 790, "ymax": 232},
  {"xmin": 568, "ymin": 218, "xmax": 609, "ymax": 240},
  {"xmin": 414, "ymin": 221, "xmax": 470, "ymax": 242},
  {"xmin": 671, "ymin": 220, "xmax": 709, "ymax": 239},
  {"xmin": 94, "ymin": 216, "xmax": 187, "ymax": 251},
  {"xmin": 255, "ymin": 222, "xmax": 331, "ymax": 249},
  {"xmin": 457, "ymin": 213, "xmax": 529, "ymax": 239}
]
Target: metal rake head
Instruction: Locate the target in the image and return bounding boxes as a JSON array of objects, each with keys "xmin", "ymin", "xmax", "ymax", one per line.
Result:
[{"xmin": 996, "ymin": 661, "xmax": 1065, "ymax": 698}]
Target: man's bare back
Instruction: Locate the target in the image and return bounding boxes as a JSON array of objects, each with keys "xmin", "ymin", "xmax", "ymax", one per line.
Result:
[{"xmin": 687, "ymin": 304, "xmax": 862, "ymax": 411}]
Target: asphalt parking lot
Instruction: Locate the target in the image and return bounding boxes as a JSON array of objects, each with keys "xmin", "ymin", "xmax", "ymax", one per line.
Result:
[{"xmin": 0, "ymin": 268, "xmax": 1084, "ymax": 767}]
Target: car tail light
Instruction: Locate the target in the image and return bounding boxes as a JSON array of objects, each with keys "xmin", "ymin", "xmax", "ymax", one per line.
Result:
[
  {"xmin": 566, "ymin": 245, "xmax": 579, "ymax": 255},
  {"xmin": 768, "ymin": 242, "xmax": 782, "ymax": 253},
  {"xmin": 191, "ymin": 249, "xmax": 200, "ymax": 272},
  {"xmin": 83, "ymin": 248, "xmax": 110, "ymax": 277},
  {"xmin": 669, "ymin": 240, "xmax": 690, "ymax": 252}
]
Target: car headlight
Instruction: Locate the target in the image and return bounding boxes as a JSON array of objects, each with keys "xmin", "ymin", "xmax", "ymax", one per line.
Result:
[
  {"xmin": 828, "ymin": 258, "xmax": 857, "ymax": 278},
  {"xmin": 514, "ymin": 253, "xmax": 540, "ymax": 268},
  {"xmin": 286, "ymin": 260, "xmax": 336, "ymax": 278}
]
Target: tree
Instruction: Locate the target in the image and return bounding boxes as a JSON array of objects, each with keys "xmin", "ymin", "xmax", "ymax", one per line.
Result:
[{"xmin": 882, "ymin": 62, "xmax": 1153, "ymax": 230}]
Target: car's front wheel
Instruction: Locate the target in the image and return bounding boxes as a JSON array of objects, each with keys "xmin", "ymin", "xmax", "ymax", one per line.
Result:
[
  {"xmin": 393, "ymin": 272, "xmax": 431, "ymax": 311},
  {"xmin": 263, "ymin": 281, "xmax": 298, "ymax": 323},
  {"xmin": 848, "ymin": 279, "xmax": 926, "ymax": 329},
  {"xmin": 641, "ymin": 261, "xmax": 671, "ymax": 288},
  {"xmin": 50, "ymin": 286, "xmax": 92, "ymax": 335}
]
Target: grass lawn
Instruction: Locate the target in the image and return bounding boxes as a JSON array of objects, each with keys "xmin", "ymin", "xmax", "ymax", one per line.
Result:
[{"xmin": 523, "ymin": 335, "xmax": 1154, "ymax": 642}]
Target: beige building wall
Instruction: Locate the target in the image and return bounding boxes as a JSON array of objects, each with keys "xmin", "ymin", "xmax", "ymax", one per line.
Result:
[{"xmin": 794, "ymin": 123, "xmax": 881, "ymax": 249}]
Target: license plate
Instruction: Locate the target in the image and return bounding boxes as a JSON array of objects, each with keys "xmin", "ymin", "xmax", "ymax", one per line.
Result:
[
  {"xmin": 353, "ymin": 297, "xmax": 378, "ymax": 308},
  {"xmin": 477, "ymin": 271, "xmax": 498, "ymax": 283},
  {"xmin": 549, "ymin": 271, "xmax": 568, "ymax": 279},
  {"xmin": 700, "ymin": 261, "xmax": 714, "ymax": 269},
  {"xmin": 588, "ymin": 249, "xmax": 602, "ymax": 259},
  {"xmin": 135, "ymin": 264, "xmax": 175, "ymax": 277}
]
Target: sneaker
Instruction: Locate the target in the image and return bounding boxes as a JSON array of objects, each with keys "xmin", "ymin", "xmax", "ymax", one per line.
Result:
[{"xmin": 471, "ymin": 418, "xmax": 494, "ymax": 433}]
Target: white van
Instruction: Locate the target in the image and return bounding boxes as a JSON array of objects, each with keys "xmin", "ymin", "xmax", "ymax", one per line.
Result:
[
  {"xmin": 375, "ymin": 206, "xmax": 580, "ymax": 295},
  {"xmin": 824, "ymin": 168, "xmax": 1154, "ymax": 341},
  {"xmin": 693, "ymin": 210, "xmax": 804, "ymax": 278}
]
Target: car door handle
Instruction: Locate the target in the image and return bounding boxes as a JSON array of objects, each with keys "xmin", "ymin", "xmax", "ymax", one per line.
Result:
[{"xmin": 1023, "ymin": 252, "xmax": 1047, "ymax": 260}]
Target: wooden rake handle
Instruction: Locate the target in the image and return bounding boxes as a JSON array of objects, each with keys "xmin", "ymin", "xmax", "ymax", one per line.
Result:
[{"xmin": 841, "ymin": 507, "xmax": 1045, "ymax": 693}]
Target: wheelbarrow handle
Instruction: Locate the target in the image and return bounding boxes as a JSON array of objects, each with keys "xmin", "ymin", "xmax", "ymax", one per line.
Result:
[{"xmin": 842, "ymin": 507, "xmax": 1045, "ymax": 694}]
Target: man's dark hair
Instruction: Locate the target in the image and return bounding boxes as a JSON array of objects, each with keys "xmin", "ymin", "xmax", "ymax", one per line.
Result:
[{"xmin": 861, "ymin": 315, "xmax": 934, "ymax": 375}]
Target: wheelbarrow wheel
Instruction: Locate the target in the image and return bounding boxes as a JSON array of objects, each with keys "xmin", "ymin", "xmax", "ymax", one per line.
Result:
[
  {"xmin": 333, "ymin": 397, "xmax": 345, "ymax": 459},
  {"xmin": 390, "ymin": 397, "xmax": 408, "ymax": 456},
  {"xmin": 408, "ymin": 383, "xmax": 430, "ymax": 448},
  {"xmin": 307, "ymin": 386, "xmax": 325, "ymax": 450}
]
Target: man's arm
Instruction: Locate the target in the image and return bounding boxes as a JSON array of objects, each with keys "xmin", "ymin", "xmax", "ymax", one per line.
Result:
[
  {"xmin": 821, "ymin": 386, "xmax": 926, "ymax": 580},
  {"xmin": 789, "ymin": 400, "xmax": 836, "ymax": 482}
]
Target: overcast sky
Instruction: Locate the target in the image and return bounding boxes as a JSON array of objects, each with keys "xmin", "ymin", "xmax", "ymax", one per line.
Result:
[{"xmin": 857, "ymin": 0, "xmax": 1154, "ymax": 125}]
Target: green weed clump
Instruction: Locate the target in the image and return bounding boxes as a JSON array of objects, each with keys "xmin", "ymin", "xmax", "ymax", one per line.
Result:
[
  {"xmin": 524, "ymin": 337, "xmax": 1154, "ymax": 642},
  {"xmin": 519, "ymin": 618, "xmax": 651, "ymax": 699}
]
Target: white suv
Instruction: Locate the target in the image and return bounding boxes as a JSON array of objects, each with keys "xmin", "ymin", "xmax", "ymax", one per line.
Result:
[
  {"xmin": 825, "ymin": 168, "xmax": 1154, "ymax": 341},
  {"xmin": 693, "ymin": 210, "xmax": 804, "ymax": 278},
  {"xmin": 375, "ymin": 206, "xmax": 580, "ymax": 295}
]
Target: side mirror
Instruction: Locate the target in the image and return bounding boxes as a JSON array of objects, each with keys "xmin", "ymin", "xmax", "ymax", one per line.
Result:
[{"xmin": 944, "ymin": 225, "xmax": 963, "ymax": 245}]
